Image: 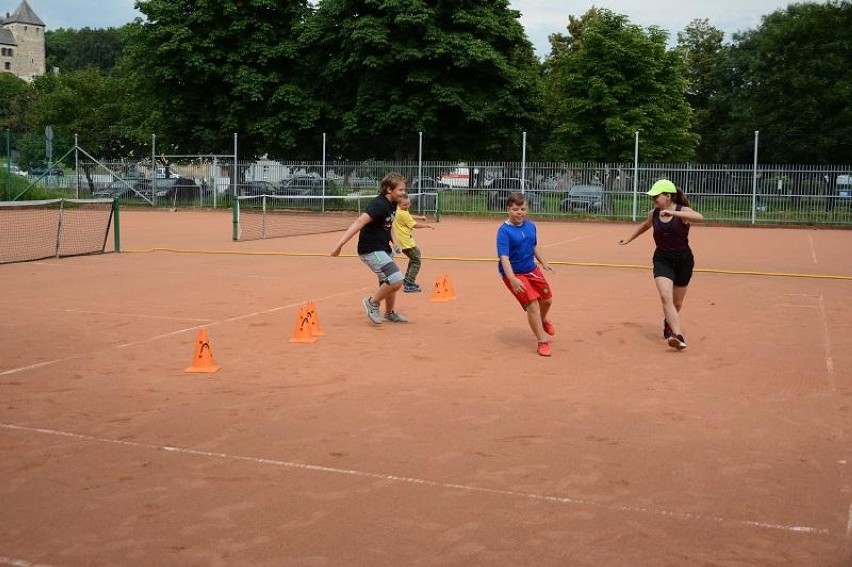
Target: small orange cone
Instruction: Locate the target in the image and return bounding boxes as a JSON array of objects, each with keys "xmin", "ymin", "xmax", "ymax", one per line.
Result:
[
  {"xmin": 442, "ymin": 274, "xmax": 457, "ymax": 300},
  {"xmin": 289, "ymin": 306, "xmax": 318, "ymax": 343},
  {"xmin": 430, "ymin": 275, "xmax": 451, "ymax": 302},
  {"xmin": 185, "ymin": 328, "xmax": 221, "ymax": 373},
  {"xmin": 306, "ymin": 301, "xmax": 325, "ymax": 337}
]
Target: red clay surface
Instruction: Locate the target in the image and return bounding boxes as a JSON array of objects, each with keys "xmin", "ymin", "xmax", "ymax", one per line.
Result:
[{"xmin": 1, "ymin": 208, "xmax": 851, "ymax": 566}]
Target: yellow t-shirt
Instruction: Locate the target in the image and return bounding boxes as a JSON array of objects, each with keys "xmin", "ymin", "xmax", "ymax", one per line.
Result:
[{"xmin": 393, "ymin": 208, "xmax": 417, "ymax": 249}]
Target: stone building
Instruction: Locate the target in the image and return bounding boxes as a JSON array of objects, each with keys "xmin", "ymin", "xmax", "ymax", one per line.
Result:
[{"xmin": 1, "ymin": 0, "xmax": 45, "ymax": 82}]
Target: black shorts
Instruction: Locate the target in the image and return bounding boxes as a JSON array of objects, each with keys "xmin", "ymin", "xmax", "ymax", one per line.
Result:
[{"xmin": 652, "ymin": 248, "xmax": 694, "ymax": 287}]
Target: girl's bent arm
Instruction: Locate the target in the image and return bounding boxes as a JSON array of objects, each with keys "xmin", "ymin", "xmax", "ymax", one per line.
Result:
[{"xmin": 619, "ymin": 211, "xmax": 653, "ymax": 245}]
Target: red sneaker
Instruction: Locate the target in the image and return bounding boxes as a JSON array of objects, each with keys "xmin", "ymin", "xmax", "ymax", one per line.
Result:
[
  {"xmin": 543, "ymin": 320, "xmax": 556, "ymax": 336},
  {"xmin": 537, "ymin": 341, "xmax": 552, "ymax": 357}
]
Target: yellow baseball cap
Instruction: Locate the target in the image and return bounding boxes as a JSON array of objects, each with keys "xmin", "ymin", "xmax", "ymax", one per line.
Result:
[{"xmin": 647, "ymin": 179, "xmax": 677, "ymax": 196}]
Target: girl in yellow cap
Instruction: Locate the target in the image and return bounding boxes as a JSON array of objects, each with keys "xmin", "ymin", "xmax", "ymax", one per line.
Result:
[{"xmin": 618, "ymin": 179, "xmax": 704, "ymax": 350}]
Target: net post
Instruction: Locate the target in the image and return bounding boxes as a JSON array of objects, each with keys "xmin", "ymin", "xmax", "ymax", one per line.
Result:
[
  {"xmin": 232, "ymin": 194, "xmax": 240, "ymax": 241},
  {"xmin": 112, "ymin": 198, "xmax": 121, "ymax": 252}
]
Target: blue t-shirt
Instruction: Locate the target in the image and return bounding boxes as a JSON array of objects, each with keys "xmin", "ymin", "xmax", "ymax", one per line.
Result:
[{"xmin": 496, "ymin": 219, "xmax": 537, "ymax": 276}]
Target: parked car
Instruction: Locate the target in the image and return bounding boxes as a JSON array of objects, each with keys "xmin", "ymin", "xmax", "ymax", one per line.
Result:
[
  {"xmin": 93, "ymin": 178, "xmax": 147, "ymax": 199},
  {"xmin": 485, "ymin": 178, "xmax": 544, "ymax": 211},
  {"xmin": 408, "ymin": 176, "xmax": 450, "ymax": 211},
  {"xmin": 278, "ymin": 176, "xmax": 337, "ymax": 196},
  {"xmin": 560, "ymin": 183, "xmax": 603, "ymax": 212},
  {"xmin": 348, "ymin": 173, "xmax": 378, "ymax": 190},
  {"xmin": 108, "ymin": 177, "xmax": 199, "ymax": 201},
  {"xmin": 29, "ymin": 163, "xmax": 64, "ymax": 176},
  {"xmin": 6, "ymin": 163, "xmax": 27, "ymax": 176},
  {"xmin": 838, "ymin": 174, "xmax": 852, "ymax": 199},
  {"xmin": 240, "ymin": 180, "xmax": 278, "ymax": 197}
]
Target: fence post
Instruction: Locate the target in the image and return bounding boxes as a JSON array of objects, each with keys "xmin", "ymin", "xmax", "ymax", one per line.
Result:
[
  {"xmin": 521, "ymin": 131, "xmax": 527, "ymax": 193},
  {"xmin": 632, "ymin": 131, "xmax": 639, "ymax": 221},
  {"xmin": 4, "ymin": 129, "xmax": 10, "ymax": 199},
  {"xmin": 751, "ymin": 130, "xmax": 759, "ymax": 225},
  {"xmin": 113, "ymin": 198, "xmax": 121, "ymax": 252},
  {"xmin": 232, "ymin": 133, "xmax": 239, "ymax": 241}
]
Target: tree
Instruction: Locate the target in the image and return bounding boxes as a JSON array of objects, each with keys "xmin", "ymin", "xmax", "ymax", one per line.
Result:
[
  {"xmin": 677, "ymin": 19, "xmax": 728, "ymax": 162},
  {"xmin": 17, "ymin": 69, "xmax": 136, "ymax": 166},
  {"xmin": 716, "ymin": 0, "xmax": 852, "ymax": 163},
  {"xmin": 301, "ymin": 0, "xmax": 543, "ymax": 160},
  {"xmin": 0, "ymin": 73, "xmax": 30, "ymax": 132},
  {"xmin": 46, "ymin": 27, "xmax": 127, "ymax": 74},
  {"xmin": 542, "ymin": 9, "xmax": 697, "ymax": 162},
  {"xmin": 120, "ymin": 0, "xmax": 316, "ymax": 158}
]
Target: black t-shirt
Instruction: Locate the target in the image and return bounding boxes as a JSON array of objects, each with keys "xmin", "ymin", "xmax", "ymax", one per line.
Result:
[{"xmin": 357, "ymin": 194, "xmax": 396, "ymax": 255}]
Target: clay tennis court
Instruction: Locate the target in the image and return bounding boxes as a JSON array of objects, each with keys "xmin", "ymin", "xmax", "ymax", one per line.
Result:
[{"xmin": 1, "ymin": 208, "xmax": 851, "ymax": 566}]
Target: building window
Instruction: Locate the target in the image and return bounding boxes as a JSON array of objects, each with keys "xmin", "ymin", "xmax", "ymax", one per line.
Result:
[{"xmin": 4, "ymin": 62, "xmax": 10, "ymax": 70}]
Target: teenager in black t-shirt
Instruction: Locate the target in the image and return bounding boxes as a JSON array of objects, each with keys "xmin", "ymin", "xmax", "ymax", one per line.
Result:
[{"xmin": 331, "ymin": 172, "xmax": 409, "ymax": 324}]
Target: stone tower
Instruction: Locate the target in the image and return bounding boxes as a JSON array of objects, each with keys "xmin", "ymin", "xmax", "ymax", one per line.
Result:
[{"xmin": 1, "ymin": 0, "xmax": 45, "ymax": 82}]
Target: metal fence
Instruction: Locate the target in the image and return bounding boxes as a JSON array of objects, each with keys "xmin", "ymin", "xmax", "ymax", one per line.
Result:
[{"xmin": 8, "ymin": 151, "xmax": 852, "ymax": 226}]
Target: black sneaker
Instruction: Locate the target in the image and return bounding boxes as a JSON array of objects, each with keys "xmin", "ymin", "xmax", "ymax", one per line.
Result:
[
  {"xmin": 663, "ymin": 319, "xmax": 673, "ymax": 340},
  {"xmin": 667, "ymin": 334, "xmax": 687, "ymax": 350}
]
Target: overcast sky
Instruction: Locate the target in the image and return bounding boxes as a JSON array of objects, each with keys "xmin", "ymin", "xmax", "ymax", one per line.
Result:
[{"xmin": 12, "ymin": 0, "xmax": 802, "ymax": 57}]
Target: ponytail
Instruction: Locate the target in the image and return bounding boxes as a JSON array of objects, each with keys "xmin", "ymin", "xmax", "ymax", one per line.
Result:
[{"xmin": 673, "ymin": 187, "xmax": 690, "ymax": 208}]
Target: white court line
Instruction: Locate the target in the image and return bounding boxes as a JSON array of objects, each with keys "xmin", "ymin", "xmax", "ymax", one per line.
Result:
[
  {"xmin": 808, "ymin": 233, "xmax": 818, "ymax": 264},
  {"xmin": 847, "ymin": 504, "xmax": 852, "ymax": 541},
  {"xmin": 0, "ymin": 423, "xmax": 830, "ymax": 537},
  {"xmin": 817, "ymin": 294, "xmax": 836, "ymax": 390},
  {"xmin": 63, "ymin": 309, "xmax": 214, "ymax": 323},
  {"xmin": 0, "ymin": 558, "xmax": 53, "ymax": 567},
  {"xmin": 0, "ymin": 289, "xmax": 360, "ymax": 377}
]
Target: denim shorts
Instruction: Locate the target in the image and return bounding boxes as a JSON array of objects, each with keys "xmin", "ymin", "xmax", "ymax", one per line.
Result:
[{"xmin": 359, "ymin": 250, "xmax": 405, "ymax": 285}]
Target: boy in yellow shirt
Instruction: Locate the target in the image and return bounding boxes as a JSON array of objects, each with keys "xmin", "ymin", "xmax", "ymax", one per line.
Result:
[{"xmin": 392, "ymin": 194, "xmax": 435, "ymax": 292}]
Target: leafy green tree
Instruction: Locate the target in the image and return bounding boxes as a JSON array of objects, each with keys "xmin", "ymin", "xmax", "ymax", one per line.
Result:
[
  {"xmin": 677, "ymin": 19, "xmax": 728, "ymax": 162},
  {"xmin": 22, "ymin": 69, "xmax": 137, "ymax": 160},
  {"xmin": 0, "ymin": 72, "xmax": 30, "ymax": 132},
  {"xmin": 542, "ymin": 8, "xmax": 696, "ymax": 162},
  {"xmin": 302, "ymin": 0, "xmax": 543, "ymax": 160},
  {"xmin": 46, "ymin": 27, "xmax": 128, "ymax": 74},
  {"xmin": 120, "ymin": 0, "xmax": 316, "ymax": 158},
  {"xmin": 716, "ymin": 1, "xmax": 852, "ymax": 163}
]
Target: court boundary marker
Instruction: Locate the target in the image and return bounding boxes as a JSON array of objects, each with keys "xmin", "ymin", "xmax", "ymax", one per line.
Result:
[{"xmin": 0, "ymin": 422, "xmax": 832, "ymax": 538}]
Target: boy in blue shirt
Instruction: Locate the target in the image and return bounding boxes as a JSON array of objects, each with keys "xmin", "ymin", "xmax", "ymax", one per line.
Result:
[{"xmin": 497, "ymin": 192, "xmax": 556, "ymax": 356}]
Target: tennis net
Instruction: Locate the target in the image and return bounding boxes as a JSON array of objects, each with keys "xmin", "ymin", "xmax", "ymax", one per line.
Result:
[
  {"xmin": 0, "ymin": 198, "xmax": 116, "ymax": 264},
  {"xmin": 235, "ymin": 192, "xmax": 440, "ymax": 241},
  {"xmin": 235, "ymin": 194, "xmax": 372, "ymax": 241}
]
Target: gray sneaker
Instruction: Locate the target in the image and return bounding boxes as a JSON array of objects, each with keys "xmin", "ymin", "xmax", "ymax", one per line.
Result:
[
  {"xmin": 362, "ymin": 297, "xmax": 383, "ymax": 324},
  {"xmin": 384, "ymin": 311, "xmax": 408, "ymax": 323}
]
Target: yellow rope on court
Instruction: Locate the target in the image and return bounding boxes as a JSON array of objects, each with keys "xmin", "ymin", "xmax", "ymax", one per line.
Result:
[{"xmin": 121, "ymin": 248, "xmax": 852, "ymax": 281}]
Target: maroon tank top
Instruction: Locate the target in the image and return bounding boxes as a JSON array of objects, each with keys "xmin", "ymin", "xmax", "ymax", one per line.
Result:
[{"xmin": 652, "ymin": 205, "xmax": 690, "ymax": 251}]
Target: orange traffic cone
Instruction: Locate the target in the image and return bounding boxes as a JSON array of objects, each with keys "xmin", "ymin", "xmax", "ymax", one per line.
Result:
[
  {"xmin": 185, "ymin": 328, "xmax": 221, "ymax": 373},
  {"xmin": 306, "ymin": 300, "xmax": 325, "ymax": 337},
  {"xmin": 430, "ymin": 275, "xmax": 451, "ymax": 302},
  {"xmin": 289, "ymin": 306, "xmax": 318, "ymax": 343},
  {"xmin": 442, "ymin": 274, "xmax": 457, "ymax": 300}
]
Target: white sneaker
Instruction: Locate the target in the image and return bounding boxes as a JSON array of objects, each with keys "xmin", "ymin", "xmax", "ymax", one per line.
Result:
[
  {"xmin": 362, "ymin": 297, "xmax": 383, "ymax": 324},
  {"xmin": 384, "ymin": 311, "xmax": 408, "ymax": 323}
]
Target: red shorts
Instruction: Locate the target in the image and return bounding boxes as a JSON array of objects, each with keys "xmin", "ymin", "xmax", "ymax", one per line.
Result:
[{"xmin": 502, "ymin": 266, "xmax": 553, "ymax": 307}]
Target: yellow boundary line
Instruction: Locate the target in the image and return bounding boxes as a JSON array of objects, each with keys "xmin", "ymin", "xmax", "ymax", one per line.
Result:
[{"xmin": 122, "ymin": 248, "xmax": 852, "ymax": 281}]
